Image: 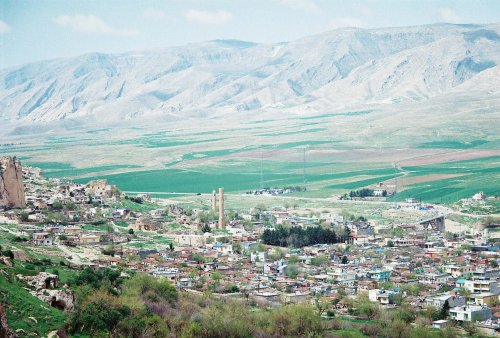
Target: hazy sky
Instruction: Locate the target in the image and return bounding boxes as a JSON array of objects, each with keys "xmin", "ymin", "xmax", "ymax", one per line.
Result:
[{"xmin": 1, "ymin": 0, "xmax": 500, "ymax": 68}]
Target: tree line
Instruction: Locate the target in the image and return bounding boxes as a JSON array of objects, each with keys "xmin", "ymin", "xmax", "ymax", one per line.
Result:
[
  {"xmin": 261, "ymin": 225, "xmax": 347, "ymax": 247},
  {"xmin": 349, "ymin": 188, "xmax": 387, "ymax": 198}
]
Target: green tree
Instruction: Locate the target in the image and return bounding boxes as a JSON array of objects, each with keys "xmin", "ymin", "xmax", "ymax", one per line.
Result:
[
  {"xmin": 192, "ymin": 253, "xmax": 205, "ymax": 263},
  {"xmin": 288, "ymin": 254, "xmax": 300, "ymax": 264},
  {"xmin": 310, "ymin": 255, "xmax": 329, "ymax": 267},
  {"xmin": 439, "ymin": 299, "xmax": 450, "ymax": 320},
  {"xmin": 286, "ymin": 264, "xmax": 299, "ymax": 279},
  {"xmin": 232, "ymin": 241, "xmax": 242, "ymax": 254},
  {"xmin": 52, "ymin": 200, "xmax": 64, "ymax": 210},
  {"xmin": 20, "ymin": 212, "xmax": 29, "ymax": 222}
]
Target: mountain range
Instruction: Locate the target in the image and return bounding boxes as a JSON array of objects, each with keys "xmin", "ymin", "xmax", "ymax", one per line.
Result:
[{"xmin": 1, "ymin": 22, "xmax": 500, "ymax": 128}]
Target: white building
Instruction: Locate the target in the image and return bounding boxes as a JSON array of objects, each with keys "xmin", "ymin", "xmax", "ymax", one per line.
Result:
[
  {"xmin": 442, "ymin": 265, "xmax": 474, "ymax": 278},
  {"xmin": 419, "ymin": 273, "xmax": 449, "ymax": 285},
  {"xmin": 464, "ymin": 280, "xmax": 500, "ymax": 295},
  {"xmin": 328, "ymin": 268, "xmax": 357, "ymax": 287},
  {"xmin": 368, "ymin": 289, "xmax": 397, "ymax": 305},
  {"xmin": 449, "ymin": 305, "xmax": 492, "ymax": 322},
  {"xmin": 425, "ymin": 293, "xmax": 465, "ymax": 309}
]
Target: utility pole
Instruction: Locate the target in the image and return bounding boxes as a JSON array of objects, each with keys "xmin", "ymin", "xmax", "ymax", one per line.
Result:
[
  {"xmin": 393, "ymin": 162, "xmax": 398, "ymax": 209},
  {"xmin": 260, "ymin": 150, "xmax": 264, "ymax": 190},
  {"xmin": 302, "ymin": 147, "xmax": 307, "ymax": 188}
]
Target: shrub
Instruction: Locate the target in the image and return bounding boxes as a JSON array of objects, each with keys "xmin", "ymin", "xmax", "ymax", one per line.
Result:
[{"xmin": 69, "ymin": 290, "xmax": 130, "ymax": 334}]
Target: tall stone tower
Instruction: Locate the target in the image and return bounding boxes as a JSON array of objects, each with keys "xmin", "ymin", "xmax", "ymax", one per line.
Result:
[
  {"xmin": 211, "ymin": 190, "xmax": 217, "ymax": 212},
  {"xmin": 218, "ymin": 187, "xmax": 224, "ymax": 229},
  {"xmin": 0, "ymin": 157, "xmax": 26, "ymax": 208}
]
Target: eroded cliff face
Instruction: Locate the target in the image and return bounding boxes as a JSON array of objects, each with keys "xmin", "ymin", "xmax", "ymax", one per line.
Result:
[{"xmin": 0, "ymin": 157, "xmax": 26, "ymax": 208}]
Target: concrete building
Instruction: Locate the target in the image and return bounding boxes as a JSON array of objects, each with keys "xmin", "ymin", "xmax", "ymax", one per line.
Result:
[
  {"xmin": 328, "ymin": 268, "xmax": 357, "ymax": 287},
  {"xmin": 79, "ymin": 235, "xmax": 101, "ymax": 245},
  {"xmin": 468, "ymin": 292, "xmax": 499, "ymax": 306},
  {"xmin": 369, "ymin": 289, "xmax": 398, "ymax": 305},
  {"xmin": 425, "ymin": 293, "xmax": 465, "ymax": 309},
  {"xmin": 366, "ymin": 270, "xmax": 391, "ymax": 282},
  {"xmin": 419, "ymin": 273, "xmax": 449, "ymax": 285},
  {"xmin": 32, "ymin": 233, "xmax": 53, "ymax": 246},
  {"xmin": 449, "ymin": 305, "xmax": 492, "ymax": 322},
  {"xmin": 464, "ymin": 280, "xmax": 500, "ymax": 295}
]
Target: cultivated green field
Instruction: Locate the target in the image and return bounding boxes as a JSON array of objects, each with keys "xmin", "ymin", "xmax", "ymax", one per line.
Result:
[
  {"xmin": 396, "ymin": 156, "xmax": 500, "ymax": 203},
  {"xmin": 2, "ymin": 117, "xmax": 498, "ymax": 204}
]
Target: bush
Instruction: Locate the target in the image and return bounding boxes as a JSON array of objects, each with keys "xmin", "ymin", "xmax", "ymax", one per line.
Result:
[
  {"xmin": 102, "ymin": 248, "xmax": 115, "ymax": 256},
  {"xmin": 69, "ymin": 290, "xmax": 130, "ymax": 334},
  {"xmin": 270, "ymin": 304, "xmax": 322, "ymax": 337},
  {"xmin": 52, "ymin": 200, "xmax": 64, "ymax": 210},
  {"xmin": 1, "ymin": 250, "xmax": 14, "ymax": 259},
  {"xmin": 12, "ymin": 236, "xmax": 28, "ymax": 242},
  {"xmin": 123, "ymin": 273, "xmax": 178, "ymax": 305},
  {"xmin": 20, "ymin": 212, "xmax": 29, "ymax": 222}
]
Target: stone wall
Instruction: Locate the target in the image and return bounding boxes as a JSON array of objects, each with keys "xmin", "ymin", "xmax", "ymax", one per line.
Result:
[{"xmin": 0, "ymin": 157, "xmax": 26, "ymax": 208}]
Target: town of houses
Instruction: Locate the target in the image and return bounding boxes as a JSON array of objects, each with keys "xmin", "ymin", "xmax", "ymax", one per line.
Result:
[{"xmin": 1, "ymin": 157, "xmax": 500, "ymax": 336}]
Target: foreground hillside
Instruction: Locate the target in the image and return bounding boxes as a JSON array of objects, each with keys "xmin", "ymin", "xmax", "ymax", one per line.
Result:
[{"xmin": 0, "ymin": 259, "xmax": 475, "ymax": 338}]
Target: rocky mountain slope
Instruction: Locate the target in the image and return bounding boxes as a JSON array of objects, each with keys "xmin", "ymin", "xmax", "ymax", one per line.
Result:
[{"xmin": 1, "ymin": 23, "xmax": 499, "ymax": 126}]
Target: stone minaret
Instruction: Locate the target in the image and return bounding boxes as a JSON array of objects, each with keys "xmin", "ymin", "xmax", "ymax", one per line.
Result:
[
  {"xmin": 218, "ymin": 187, "xmax": 224, "ymax": 229},
  {"xmin": 211, "ymin": 190, "xmax": 217, "ymax": 212}
]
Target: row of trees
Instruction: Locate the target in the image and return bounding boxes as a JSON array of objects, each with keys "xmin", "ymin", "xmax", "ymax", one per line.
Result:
[
  {"xmin": 349, "ymin": 188, "xmax": 387, "ymax": 198},
  {"xmin": 261, "ymin": 225, "xmax": 347, "ymax": 247}
]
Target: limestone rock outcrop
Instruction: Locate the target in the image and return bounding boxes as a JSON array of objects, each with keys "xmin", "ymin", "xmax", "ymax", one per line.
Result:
[
  {"xmin": 17, "ymin": 272, "xmax": 59, "ymax": 291},
  {"xmin": 16, "ymin": 272, "xmax": 75, "ymax": 312},
  {"xmin": 0, "ymin": 157, "xmax": 25, "ymax": 208},
  {"xmin": 38, "ymin": 289, "xmax": 75, "ymax": 312}
]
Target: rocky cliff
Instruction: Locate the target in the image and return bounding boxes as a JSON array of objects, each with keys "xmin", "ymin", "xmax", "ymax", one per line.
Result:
[{"xmin": 0, "ymin": 157, "xmax": 26, "ymax": 208}]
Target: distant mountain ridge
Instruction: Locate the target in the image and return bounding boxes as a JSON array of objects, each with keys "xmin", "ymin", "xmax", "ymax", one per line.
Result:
[{"xmin": 1, "ymin": 23, "xmax": 500, "ymax": 124}]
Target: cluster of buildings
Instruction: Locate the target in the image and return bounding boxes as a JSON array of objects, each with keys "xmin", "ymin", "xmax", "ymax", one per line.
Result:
[{"xmin": 2, "ymin": 156, "xmax": 500, "ymax": 334}]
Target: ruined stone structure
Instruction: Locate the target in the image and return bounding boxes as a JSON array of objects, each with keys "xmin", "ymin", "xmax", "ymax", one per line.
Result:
[
  {"xmin": 211, "ymin": 190, "xmax": 217, "ymax": 212},
  {"xmin": 16, "ymin": 272, "xmax": 74, "ymax": 312},
  {"xmin": 85, "ymin": 179, "xmax": 119, "ymax": 198},
  {"xmin": 0, "ymin": 157, "xmax": 25, "ymax": 208},
  {"xmin": 417, "ymin": 215, "xmax": 446, "ymax": 232},
  {"xmin": 218, "ymin": 187, "xmax": 225, "ymax": 229},
  {"xmin": 133, "ymin": 216, "xmax": 163, "ymax": 231},
  {"xmin": 17, "ymin": 272, "xmax": 59, "ymax": 291}
]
